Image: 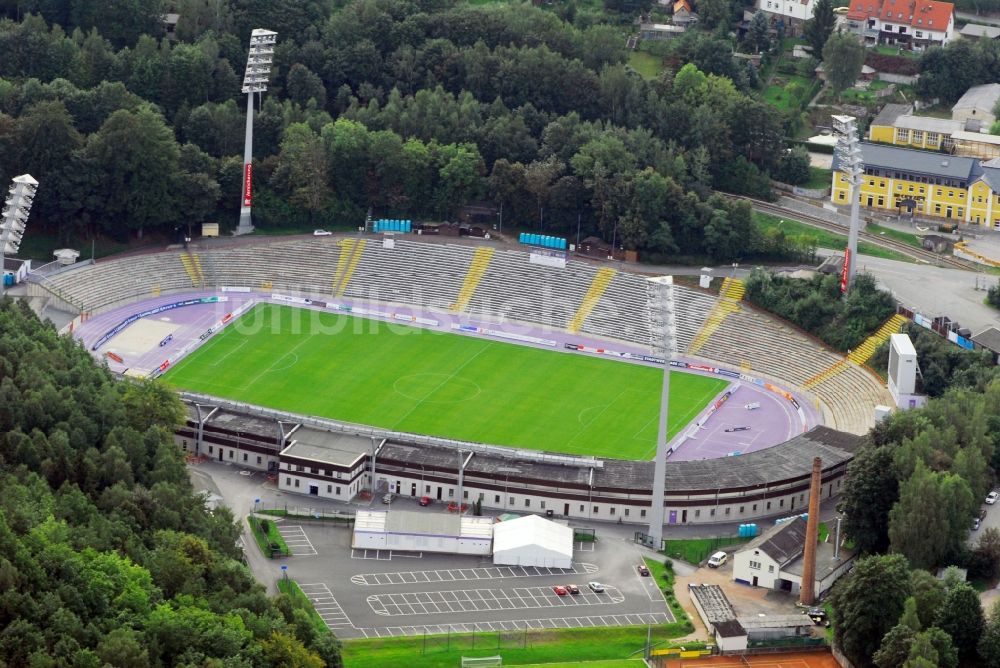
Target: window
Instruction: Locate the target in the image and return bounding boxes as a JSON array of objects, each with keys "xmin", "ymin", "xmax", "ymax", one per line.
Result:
[
  {"xmin": 426, "ymin": 485, "xmax": 431, "ymax": 493},
  {"xmin": 610, "ymin": 507, "xmax": 616, "ymax": 515},
  {"xmin": 896, "ymin": 128, "xmax": 909, "ymax": 142},
  {"xmin": 310, "ymin": 467, "xmax": 316, "ymax": 474},
  {"xmin": 767, "ymin": 501, "xmax": 772, "ymax": 510},
  {"xmin": 878, "ymin": 197, "xmax": 884, "ymax": 207},
  {"xmin": 228, "ymin": 450, "xmax": 233, "ymax": 459},
  {"xmin": 640, "ymin": 509, "xmax": 646, "ymax": 517},
  {"xmin": 838, "ymin": 191, "xmax": 845, "ymax": 201},
  {"xmin": 296, "ymin": 465, "xmax": 303, "ymax": 472},
  {"xmin": 695, "ymin": 509, "xmax": 701, "ymax": 518},
  {"xmin": 593, "ymin": 506, "xmax": 599, "ymax": 515},
  {"xmin": 927, "ymin": 132, "xmax": 939, "ymax": 144},
  {"xmin": 780, "ymin": 499, "xmax": 784, "ymax": 507},
  {"xmin": 336, "ymin": 486, "xmax": 341, "ymax": 494},
  {"xmin": 752, "ymin": 504, "xmax": 757, "ymax": 512},
  {"xmin": 495, "ymin": 495, "xmax": 500, "ymax": 503},
  {"xmin": 579, "ymin": 505, "xmax": 585, "ymax": 512},
  {"xmin": 935, "ymin": 204, "xmax": 941, "ymax": 214},
  {"xmin": 725, "ymin": 507, "xmax": 730, "ymax": 516},
  {"xmin": 463, "ymin": 491, "xmax": 469, "ymax": 499},
  {"xmin": 243, "ymin": 453, "xmax": 248, "ymax": 462},
  {"xmin": 448, "ymin": 489, "xmax": 454, "ymax": 498},
  {"xmin": 624, "ymin": 508, "xmax": 630, "ymax": 516},
  {"xmin": 739, "ymin": 506, "xmax": 744, "ymax": 514},
  {"xmin": 524, "ymin": 499, "xmax": 530, "ymax": 507},
  {"xmin": 749, "ymin": 560, "xmax": 761, "ymax": 570},
  {"xmin": 710, "ymin": 509, "xmax": 716, "ymax": 517},
  {"xmin": 257, "ymin": 456, "xmax": 262, "ymax": 465},
  {"xmin": 294, "ymin": 479, "xmax": 300, "ymax": 488},
  {"xmin": 327, "ymin": 485, "xmax": 332, "ymax": 493},
  {"xmin": 540, "ymin": 500, "xmax": 546, "ymax": 509},
  {"xmin": 769, "ymin": 565, "xmax": 775, "ymax": 573},
  {"xmin": 912, "ymin": 130, "xmax": 924, "ymax": 143},
  {"xmin": 286, "ymin": 477, "xmax": 291, "ymax": 485},
  {"xmin": 959, "ymin": 208, "xmax": 964, "ymax": 217}
]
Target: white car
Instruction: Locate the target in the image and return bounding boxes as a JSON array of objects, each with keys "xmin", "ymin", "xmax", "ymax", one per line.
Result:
[
  {"xmin": 707, "ymin": 551, "xmax": 728, "ymax": 568},
  {"xmin": 313, "ymin": 229, "xmax": 332, "ymax": 236},
  {"xmin": 987, "ymin": 491, "xmax": 998, "ymax": 505},
  {"xmin": 587, "ymin": 581, "xmax": 605, "ymax": 593}
]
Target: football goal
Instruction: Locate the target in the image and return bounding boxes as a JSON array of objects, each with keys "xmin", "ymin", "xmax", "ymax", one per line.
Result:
[{"xmin": 461, "ymin": 656, "xmax": 502, "ymax": 667}]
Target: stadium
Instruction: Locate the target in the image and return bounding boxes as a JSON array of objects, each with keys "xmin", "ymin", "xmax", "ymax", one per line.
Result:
[{"xmin": 33, "ymin": 234, "xmax": 891, "ymax": 526}]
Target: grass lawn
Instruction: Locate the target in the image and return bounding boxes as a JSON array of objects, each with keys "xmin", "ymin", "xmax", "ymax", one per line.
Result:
[
  {"xmin": 763, "ymin": 74, "xmax": 812, "ymax": 111},
  {"xmin": 662, "ymin": 536, "xmax": 751, "ymax": 564},
  {"xmin": 247, "ymin": 515, "xmax": 290, "ymax": 557},
  {"xmin": 628, "ymin": 51, "xmax": 664, "ymax": 80},
  {"xmin": 277, "ymin": 579, "xmax": 330, "ymax": 637},
  {"xmin": 341, "ymin": 625, "xmax": 691, "ymax": 668},
  {"xmin": 802, "ymin": 167, "xmax": 832, "ymax": 190},
  {"xmin": 165, "ymin": 304, "xmax": 727, "ymax": 459},
  {"xmin": 867, "ymin": 223, "xmax": 923, "ymax": 249},
  {"xmin": 753, "ymin": 211, "xmax": 915, "ymax": 263}
]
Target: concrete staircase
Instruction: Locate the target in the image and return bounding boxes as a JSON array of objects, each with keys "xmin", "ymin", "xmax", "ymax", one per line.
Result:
[
  {"xmin": 687, "ymin": 277, "xmax": 745, "ymax": 355},
  {"xmin": 179, "ymin": 252, "xmax": 204, "ymax": 287},
  {"xmin": 332, "ymin": 238, "xmax": 367, "ymax": 297},
  {"xmin": 804, "ymin": 313, "xmax": 908, "ymax": 389},
  {"xmin": 451, "ymin": 247, "xmax": 495, "ymax": 312},
  {"xmin": 567, "ymin": 267, "xmax": 617, "ymax": 333}
]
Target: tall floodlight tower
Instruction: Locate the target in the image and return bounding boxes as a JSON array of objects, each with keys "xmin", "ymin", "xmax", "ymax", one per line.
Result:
[
  {"xmin": 833, "ymin": 115, "xmax": 863, "ymax": 294},
  {"xmin": 1, "ymin": 174, "xmax": 38, "ymax": 297},
  {"xmin": 236, "ymin": 28, "xmax": 277, "ymax": 236},
  {"xmin": 646, "ymin": 275, "xmax": 678, "ymax": 549}
]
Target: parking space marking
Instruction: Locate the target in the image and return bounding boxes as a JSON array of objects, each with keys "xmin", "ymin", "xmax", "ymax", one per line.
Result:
[
  {"xmin": 276, "ymin": 526, "xmax": 317, "ymax": 556},
  {"xmin": 365, "ymin": 585, "xmax": 625, "ymax": 617},
  {"xmin": 351, "ymin": 549, "xmax": 392, "ymax": 560},
  {"xmin": 297, "ymin": 583, "xmax": 353, "ymax": 629},
  {"xmin": 575, "ymin": 541, "xmax": 595, "ymax": 552},
  {"xmin": 350, "ymin": 562, "xmax": 598, "ymax": 586},
  {"xmin": 352, "ymin": 612, "xmax": 673, "ymax": 638}
]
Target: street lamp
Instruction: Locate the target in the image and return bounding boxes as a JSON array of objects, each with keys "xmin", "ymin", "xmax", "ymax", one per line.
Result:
[
  {"xmin": 833, "ymin": 115, "xmax": 863, "ymax": 295},
  {"xmin": 237, "ymin": 28, "xmax": 277, "ymax": 236},
  {"xmin": 1, "ymin": 174, "xmax": 37, "ymax": 297}
]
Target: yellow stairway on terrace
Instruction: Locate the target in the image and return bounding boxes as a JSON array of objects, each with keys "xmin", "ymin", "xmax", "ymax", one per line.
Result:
[
  {"xmin": 332, "ymin": 238, "xmax": 367, "ymax": 297},
  {"xmin": 567, "ymin": 267, "xmax": 617, "ymax": 333},
  {"xmin": 451, "ymin": 247, "xmax": 495, "ymax": 312},
  {"xmin": 179, "ymin": 252, "xmax": 203, "ymax": 287},
  {"xmin": 804, "ymin": 313, "xmax": 908, "ymax": 389},
  {"xmin": 687, "ymin": 277, "xmax": 745, "ymax": 355}
]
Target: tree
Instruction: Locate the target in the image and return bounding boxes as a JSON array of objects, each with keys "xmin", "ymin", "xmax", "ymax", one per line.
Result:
[
  {"xmin": 971, "ymin": 527, "xmax": 1000, "ymax": 580},
  {"xmin": 274, "ymin": 123, "xmax": 331, "ymax": 222},
  {"xmin": 287, "ymin": 63, "xmax": 327, "ymax": 108},
  {"xmin": 935, "ymin": 583, "xmax": 985, "ymax": 661},
  {"xmin": 916, "ymin": 627, "xmax": 958, "ymax": 668},
  {"xmin": 979, "ymin": 599, "xmax": 1000, "ymax": 667},
  {"xmin": 909, "ymin": 570, "xmax": 946, "ymax": 630},
  {"xmin": 804, "ymin": 0, "xmax": 837, "ymax": 57},
  {"xmin": 840, "ymin": 445, "xmax": 899, "ymax": 554},
  {"xmin": 875, "ymin": 624, "xmax": 916, "ymax": 668},
  {"xmin": 747, "ymin": 12, "xmax": 770, "ymax": 54},
  {"xmin": 775, "ymin": 146, "xmax": 812, "ymax": 185},
  {"xmin": 830, "ymin": 554, "xmax": 912, "ymax": 667},
  {"xmin": 524, "ymin": 156, "xmax": 565, "ymax": 229},
  {"xmin": 889, "ymin": 462, "xmax": 973, "ymax": 570},
  {"xmin": 822, "ymin": 31, "xmax": 865, "ymax": 95}
]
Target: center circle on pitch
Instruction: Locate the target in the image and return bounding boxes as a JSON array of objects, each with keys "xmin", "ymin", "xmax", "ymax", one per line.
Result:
[{"xmin": 393, "ymin": 373, "xmax": 481, "ymax": 403}]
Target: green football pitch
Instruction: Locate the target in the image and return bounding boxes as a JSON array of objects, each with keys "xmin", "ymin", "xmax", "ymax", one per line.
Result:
[{"xmin": 164, "ymin": 303, "xmax": 728, "ymax": 460}]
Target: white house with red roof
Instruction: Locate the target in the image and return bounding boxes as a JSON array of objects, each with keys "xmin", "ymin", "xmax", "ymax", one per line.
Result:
[{"xmin": 846, "ymin": 0, "xmax": 954, "ymax": 48}]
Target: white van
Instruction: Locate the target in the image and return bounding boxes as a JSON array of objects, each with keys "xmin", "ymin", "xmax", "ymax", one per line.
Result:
[{"xmin": 707, "ymin": 551, "xmax": 728, "ymax": 568}]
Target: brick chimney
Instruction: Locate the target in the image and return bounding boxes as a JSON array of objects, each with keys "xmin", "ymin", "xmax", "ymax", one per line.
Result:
[{"xmin": 799, "ymin": 457, "xmax": 822, "ymax": 607}]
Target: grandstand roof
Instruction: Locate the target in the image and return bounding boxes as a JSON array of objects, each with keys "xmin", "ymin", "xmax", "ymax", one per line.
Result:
[
  {"xmin": 280, "ymin": 428, "xmax": 371, "ymax": 467},
  {"xmin": 376, "ymin": 426, "xmax": 861, "ymax": 494}
]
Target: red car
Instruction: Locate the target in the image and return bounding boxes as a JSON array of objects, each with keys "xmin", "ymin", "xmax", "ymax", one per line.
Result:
[
  {"xmin": 419, "ymin": 496, "xmax": 432, "ymax": 506},
  {"xmin": 637, "ymin": 564, "xmax": 650, "ymax": 576},
  {"xmin": 566, "ymin": 584, "xmax": 580, "ymax": 595},
  {"xmin": 552, "ymin": 585, "xmax": 568, "ymax": 596}
]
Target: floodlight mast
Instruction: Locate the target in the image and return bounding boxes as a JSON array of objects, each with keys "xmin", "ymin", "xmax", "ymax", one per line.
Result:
[
  {"xmin": 646, "ymin": 275, "xmax": 678, "ymax": 549},
  {"xmin": 237, "ymin": 29, "xmax": 277, "ymax": 236},
  {"xmin": 1, "ymin": 174, "xmax": 38, "ymax": 297},
  {"xmin": 832, "ymin": 115, "xmax": 863, "ymax": 294}
]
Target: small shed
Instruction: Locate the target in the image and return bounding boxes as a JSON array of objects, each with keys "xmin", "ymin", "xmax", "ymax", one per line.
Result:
[
  {"xmin": 920, "ymin": 234, "xmax": 954, "ymax": 253},
  {"xmin": 714, "ymin": 619, "xmax": 749, "ymax": 652},
  {"xmin": 972, "ymin": 327, "xmax": 1000, "ymax": 363},
  {"xmin": 492, "ymin": 514, "xmax": 573, "ymax": 568},
  {"xmin": 53, "ymin": 248, "xmax": 80, "ymax": 265}
]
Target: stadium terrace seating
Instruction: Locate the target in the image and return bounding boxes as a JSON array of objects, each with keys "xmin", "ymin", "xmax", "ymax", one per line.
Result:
[{"xmin": 41, "ymin": 236, "xmax": 890, "ymax": 434}]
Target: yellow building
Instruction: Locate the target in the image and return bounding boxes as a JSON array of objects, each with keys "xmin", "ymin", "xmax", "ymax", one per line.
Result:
[
  {"xmin": 868, "ymin": 104, "xmax": 961, "ymax": 152},
  {"xmin": 831, "ymin": 143, "xmax": 1000, "ymax": 228}
]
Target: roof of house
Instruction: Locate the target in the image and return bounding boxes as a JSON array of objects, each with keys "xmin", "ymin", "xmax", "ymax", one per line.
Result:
[
  {"xmin": 976, "ymin": 166, "xmax": 1000, "ymax": 192},
  {"xmin": 833, "ymin": 142, "xmax": 979, "ymax": 181},
  {"xmin": 674, "ymin": 0, "xmax": 692, "ymax": 13},
  {"xmin": 960, "ymin": 23, "xmax": 1000, "ymax": 38},
  {"xmin": 972, "ymin": 326, "xmax": 1000, "ymax": 352},
  {"xmin": 740, "ymin": 516, "xmax": 808, "ymax": 567},
  {"xmin": 871, "ymin": 103, "xmax": 911, "ymax": 127},
  {"xmin": 894, "ymin": 114, "xmax": 962, "ymax": 134},
  {"xmin": 847, "ymin": 0, "xmax": 953, "ymax": 28},
  {"xmin": 715, "ymin": 619, "xmax": 748, "ymax": 638},
  {"xmin": 953, "ymin": 83, "xmax": 1000, "ymax": 113},
  {"xmin": 782, "ymin": 541, "xmax": 857, "ymax": 583}
]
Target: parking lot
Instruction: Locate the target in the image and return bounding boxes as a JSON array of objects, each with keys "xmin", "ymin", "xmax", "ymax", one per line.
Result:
[{"xmin": 192, "ymin": 462, "xmax": 675, "ymax": 640}]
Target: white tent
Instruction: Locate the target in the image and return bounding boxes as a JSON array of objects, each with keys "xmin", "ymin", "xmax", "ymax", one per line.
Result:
[{"xmin": 492, "ymin": 514, "xmax": 573, "ymax": 568}]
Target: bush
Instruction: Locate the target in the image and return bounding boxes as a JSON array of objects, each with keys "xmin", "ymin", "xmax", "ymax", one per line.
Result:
[{"xmin": 987, "ymin": 281, "xmax": 1000, "ymax": 310}]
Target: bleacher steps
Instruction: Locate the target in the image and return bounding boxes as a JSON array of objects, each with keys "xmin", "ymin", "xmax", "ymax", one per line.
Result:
[
  {"xmin": 330, "ymin": 239, "xmax": 355, "ymax": 295},
  {"xmin": 686, "ymin": 277, "xmax": 745, "ymax": 355},
  {"xmin": 179, "ymin": 252, "xmax": 201, "ymax": 287},
  {"xmin": 567, "ymin": 267, "xmax": 617, "ymax": 333},
  {"xmin": 451, "ymin": 247, "xmax": 495, "ymax": 313},
  {"xmin": 334, "ymin": 238, "xmax": 367, "ymax": 297},
  {"xmin": 804, "ymin": 313, "xmax": 908, "ymax": 389}
]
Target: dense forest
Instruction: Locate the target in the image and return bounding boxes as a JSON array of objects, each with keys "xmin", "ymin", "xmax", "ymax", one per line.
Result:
[
  {"xmin": 0, "ymin": 0, "xmax": 819, "ymax": 263},
  {"xmin": 0, "ymin": 298, "xmax": 342, "ymax": 666}
]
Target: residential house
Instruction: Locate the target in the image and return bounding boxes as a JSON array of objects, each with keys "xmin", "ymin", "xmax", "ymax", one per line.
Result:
[
  {"xmin": 952, "ymin": 83, "xmax": 1000, "ymax": 127},
  {"xmin": 755, "ymin": 0, "xmax": 816, "ymax": 36},
  {"xmin": 673, "ymin": 0, "xmax": 698, "ymax": 24},
  {"xmin": 846, "ymin": 0, "xmax": 955, "ymax": 49},
  {"xmin": 868, "ymin": 103, "xmax": 961, "ymax": 151}
]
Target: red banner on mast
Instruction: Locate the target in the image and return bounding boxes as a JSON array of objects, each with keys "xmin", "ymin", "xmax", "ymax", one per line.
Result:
[
  {"xmin": 242, "ymin": 163, "xmax": 253, "ymax": 207},
  {"xmin": 840, "ymin": 247, "xmax": 851, "ymax": 293}
]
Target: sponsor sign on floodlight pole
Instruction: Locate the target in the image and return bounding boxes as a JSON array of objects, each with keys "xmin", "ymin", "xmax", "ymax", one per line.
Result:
[
  {"xmin": 237, "ymin": 29, "xmax": 277, "ymax": 236},
  {"xmin": 1, "ymin": 174, "xmax": 38, "ymax": 297},
  {"xmin": 646, "ymin": 275, "xmax": 678, "ymax": 549},
  {"xmin": 833, "ymin": 115, "xmax": 863, "ymax": 294}
]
